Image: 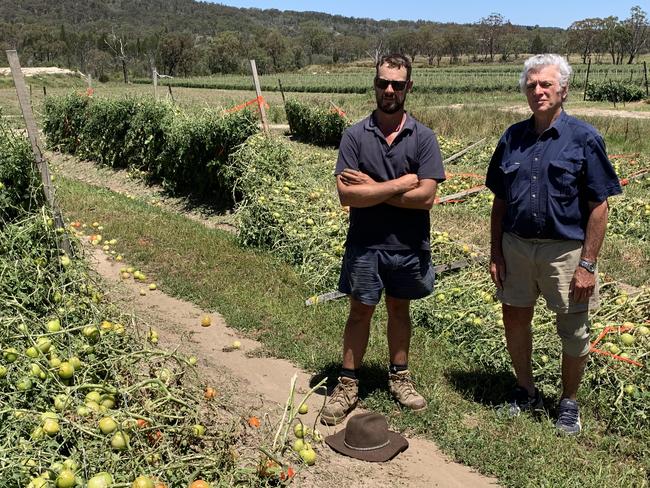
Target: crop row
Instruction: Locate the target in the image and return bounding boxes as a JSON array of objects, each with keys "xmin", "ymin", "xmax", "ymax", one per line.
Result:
[
  {"xmin": 42, "ymin": 93, "xmax": 258, "ymax": 206},
  {"xmin": 131, "ymin": 66, "xmax": 649, "ymax": 95},
  {"xmin": 0, "ymin": 121, "xmax": 265, "ymax": 486}
]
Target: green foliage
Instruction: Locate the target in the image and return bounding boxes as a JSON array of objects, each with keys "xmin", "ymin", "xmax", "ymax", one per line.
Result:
[
  {"xmin": 42, "ymin": 93, "xmax": 90, "ymax": 154},
  {"xmin": 585, "ymin": 81, "xmax": 646, "ymax": 104},
  {"xmin": 42, "ymin": 93, "xmax": 258, "ymax": 206},
  {"xmin": 285, "ymin": 99, "xmax": 349, "ymax": 147},
  {"xmin": 0, "ymin": 115, "xmax": 43, "ymax": 223}
]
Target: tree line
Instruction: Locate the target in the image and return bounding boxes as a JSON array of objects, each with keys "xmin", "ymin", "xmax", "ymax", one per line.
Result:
[{"xmin": 0, "ymin": 0, "xmax": 647, "ymax": 81}]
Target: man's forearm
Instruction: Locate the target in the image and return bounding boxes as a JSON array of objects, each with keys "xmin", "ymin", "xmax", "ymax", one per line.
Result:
[
  {"xmin": 386, "ymin": 181, "xmax": 438, "ymax": 210},
  {"xmin": 338, "ymin": 180, "xmax": 406, "ymax": 208},
  {"xmin": 490, "ymin": 197, "xmax": 506, "ymax": 259},
  {"xmin": 581, "ymin": 200, "xmax": 608, "ymax": 262}
]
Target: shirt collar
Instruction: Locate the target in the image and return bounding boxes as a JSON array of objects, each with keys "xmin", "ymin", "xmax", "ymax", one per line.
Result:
[
  {"xmin": 525, "ymin": 109, "xmax": 567, "ymax": 138},
  {"xmin": 365, "ymin": 111, "xmax": 415, "ymax": 134}
]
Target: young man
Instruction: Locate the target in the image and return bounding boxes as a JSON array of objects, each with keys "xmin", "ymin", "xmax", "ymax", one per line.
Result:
[
  {"xmin": 486, "ymin": 54, "xmax": 621, "ymax": 434},
  {"xmin": 322, "ymin": 53, "xmax": 446, "ymax": 426}
]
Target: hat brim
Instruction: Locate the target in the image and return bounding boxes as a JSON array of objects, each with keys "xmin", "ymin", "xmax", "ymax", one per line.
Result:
[{"xmin": 325, "ymin": 429, "xmax": 408, "ymax": 463}]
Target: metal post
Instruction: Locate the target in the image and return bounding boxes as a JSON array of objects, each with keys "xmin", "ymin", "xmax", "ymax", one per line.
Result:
[
  {"xmin": 278, "ymin": 78, "xmax": 286, "ymax": 104},
  {"xmin": 249, "ymin": 60, "xmax": 269, "ymax": 134},
  {"xmin": 583, "ymin": 58, "xmax": 591, "ymax": 101},
  {"xmin": 644, "ymin": 61, "xmax": 649, "ymax": 96},
  {"xmin": 153, "ymin": 67, "xmax": 158, "ymax": 99},
  {"xmin": 6, "ymin": 50, "xmax": 71, "ymax": 254}
]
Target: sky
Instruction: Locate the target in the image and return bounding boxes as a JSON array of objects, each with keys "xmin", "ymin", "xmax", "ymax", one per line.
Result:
[{"xmin": 208, "ymin": 0, "xmax": 649, "ymax": 29}]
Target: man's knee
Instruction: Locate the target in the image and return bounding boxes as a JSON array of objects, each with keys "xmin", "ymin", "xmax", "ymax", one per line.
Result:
[
  {"xmin": 348, "ymin": 298, "xmax": 375, "ymax": 323},
  {"xmin": 503, "ymin": 304, "xmax": 534, "ymax": 330},
  {"xmin": 556, "ymin": 311, "xmax": 590, "ymax": 357}
]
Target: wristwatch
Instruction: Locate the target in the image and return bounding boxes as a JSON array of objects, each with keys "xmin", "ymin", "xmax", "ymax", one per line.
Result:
[{"xmin": 578, "ymin": 258, "xmax": 597, "ymax": 274}]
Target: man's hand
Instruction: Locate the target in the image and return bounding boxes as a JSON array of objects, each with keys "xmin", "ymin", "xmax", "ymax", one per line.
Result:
[
  {"xmin": 569, "ymin": 266, "xmax": 596, "ymax": 303},
  {"xmin": 339, "ymin": 168, "xmax": 376, "ymax": 186},
  {"xmin": 490, "ymin": 253, "xmax": 506, "ymax": 290}
]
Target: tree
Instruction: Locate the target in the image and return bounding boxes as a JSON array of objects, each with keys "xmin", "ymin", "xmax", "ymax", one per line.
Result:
[
  {"xmin": 418, "ymin": 24, "xmax": 445, "ymax": 66},
  {"xmin": 601, "ymin": 16, "xmax": 629, "ymax": 64},
  {"xmin": 261, "ymin": 29, "xmax": 289, "ymax": 73},
  {"xmin": 623, "ymin": 6, "xmax": 648, "ymax": 64},
  {"xmin": 478, "ymin": 13, "xmax": 506, "ymax": 61},
  {"xmin": 299, "ymin": 21, "xmax": 330, "ymax": 65},
  {"xmin": 159, "ymin": 32, "xmax": 196, "ymax": 76},
  {"xmin": 567, "ymin": 18, "xmax": 601, "ymax": 63},
  {"xmin": 105, "ymin": 30, "xmax": 130, "ymax": 83},
  {"xmin": 530, "ymin": 34, "xmax": 546, "ymax": 54},
  {"xmin": 207, "ymin": 31, "xmax": 244, "ymax": 73}
]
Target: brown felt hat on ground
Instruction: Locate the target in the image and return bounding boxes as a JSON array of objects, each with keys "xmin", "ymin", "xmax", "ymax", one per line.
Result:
[{"xmin": 325, "ymin": 412, "xmax": 409, "ymax": 462}]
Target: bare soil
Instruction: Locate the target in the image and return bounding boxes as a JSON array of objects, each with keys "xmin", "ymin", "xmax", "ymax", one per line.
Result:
[
  {"xmin": 55, "ymin": 152, "xmax": 499, "ymax": 487},
  {"xmin": 0, "ymin": 66, "xmax": 79, "ymax": 77},
  {"xmin": 502, "ymin": 104, "xmax": 650, "ymax": 119}
]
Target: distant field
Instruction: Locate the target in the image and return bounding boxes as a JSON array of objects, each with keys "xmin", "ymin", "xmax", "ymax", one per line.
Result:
[{"xmin": 131, "ymin": 63, "xmax": 650, "ymax": 95}]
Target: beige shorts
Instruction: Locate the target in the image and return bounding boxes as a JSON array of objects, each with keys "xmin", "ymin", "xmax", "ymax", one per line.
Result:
[{"xmin": 497, "ymin": 232, "xmax": 599, "ymax": 313}]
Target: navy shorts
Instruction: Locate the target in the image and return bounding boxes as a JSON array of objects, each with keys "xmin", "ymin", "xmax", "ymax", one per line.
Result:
[{"xmin": 338, "ymin": 245, "xmax": 435, "ymax": 305}]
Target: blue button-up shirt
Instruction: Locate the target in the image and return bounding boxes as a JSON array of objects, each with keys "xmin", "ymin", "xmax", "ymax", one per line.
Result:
[{"xmin": 486, "ymin": 110, "xmax": 622, "ymax": 241}]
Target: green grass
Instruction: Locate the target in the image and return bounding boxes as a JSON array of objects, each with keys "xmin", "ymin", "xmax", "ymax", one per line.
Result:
[{"xmin": 57, "ymin": 177, "xmax": 649, "ymax": 487}]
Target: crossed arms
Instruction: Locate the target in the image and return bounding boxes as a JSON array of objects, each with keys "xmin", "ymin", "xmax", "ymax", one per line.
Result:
[{"xmin": 336, "ymin": 168, "xmax": 438, "ymax": 210}]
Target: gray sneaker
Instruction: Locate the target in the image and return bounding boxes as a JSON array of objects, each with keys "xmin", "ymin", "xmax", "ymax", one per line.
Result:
[
  {"xmin": 555, "ymin": 398, "xmax": 582, "ymax": 435},
  {"xmin": 507, "ymin": 386, "xmax": 544, "ymax": 417},
  {"xmin": 320, "ymin": 376, "xmax": 359, "ymax": 425},
  {"xmin": 388, "ymin": 370, "xmax": 427, "ymax": 412}
]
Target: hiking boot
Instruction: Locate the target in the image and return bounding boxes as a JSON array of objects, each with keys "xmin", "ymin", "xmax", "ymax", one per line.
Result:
[
  {"xmin": 320, "ymin": 376, "xmax": 359, "ymax": 425},
  {"xmin": 555, "ymin": 398, "xmax": 582, "ymax": 435},
  {"xmin": 507, "ymin": 385, "xmax": 544, "ymax": 417},
  {"xmin": 388, "ymin": 370, "xmax": 427, "ymax": 412}
]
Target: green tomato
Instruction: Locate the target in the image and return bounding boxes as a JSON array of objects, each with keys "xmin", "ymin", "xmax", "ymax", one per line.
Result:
[
  {"xmin": 87, "ymin": 473, "xmax": 113, "ymax": 488},
  {"xmin": 3, "ymin": 347, "xmax": 18, "ymax": 363},
  {"xmin": 111, "ymin": 431, "xmax": 130, "ymax": 450},
  {"xmin": 299, "ymin": 447, "xmax": 317, "ymax": 465},
  {"xmin": 298, "ymin": 403, "xmax": 309, "ymax": 414},
  {"xmin": 98, "ymin": 417, "xmax": 118, "ymax": 435},
  {"xmin": 55, "ymin": 469, "xmax": 76, "ymax": 488}
]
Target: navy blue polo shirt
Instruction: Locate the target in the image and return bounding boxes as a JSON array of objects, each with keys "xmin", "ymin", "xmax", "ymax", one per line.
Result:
[
  {"xmin": 335, "ymin": 112, "xmax": 446, "ymax": 251},
  {"xmin": 486, "ymin": 110, "xmax": 622, "ymax": 241}
]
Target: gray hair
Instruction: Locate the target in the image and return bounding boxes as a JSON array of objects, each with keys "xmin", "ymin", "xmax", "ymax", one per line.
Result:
[{"xmin": 519, "ymin": 54, "xmax": 572, "ymax": 93}]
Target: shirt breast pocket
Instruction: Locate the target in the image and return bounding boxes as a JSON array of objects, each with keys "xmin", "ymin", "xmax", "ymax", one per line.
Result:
[
  {"xmin": 499, "ymin": 160, "xmax": 521, "ymax": 202},
  {"xmin": 548, "ymin": 158, "xmax": 583, "ymax": 198}
]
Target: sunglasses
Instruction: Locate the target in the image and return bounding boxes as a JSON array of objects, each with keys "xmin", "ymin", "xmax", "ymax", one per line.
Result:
[{"xmin": 374, "ymin": 77, "xmax": 409, "ymax": 91}]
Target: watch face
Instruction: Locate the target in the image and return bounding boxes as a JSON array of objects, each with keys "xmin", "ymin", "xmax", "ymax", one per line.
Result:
[{"xmin": 580, "ymin": 260, "xmax": 596, "ymax": 273}]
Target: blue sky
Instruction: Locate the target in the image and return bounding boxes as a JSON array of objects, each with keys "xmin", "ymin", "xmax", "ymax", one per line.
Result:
[{"xmin": 209, "ymin": 1, "xmax": 648, "ymax": 29}]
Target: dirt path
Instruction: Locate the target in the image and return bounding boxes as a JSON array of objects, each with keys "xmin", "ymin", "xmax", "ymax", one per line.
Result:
[
  {"xmin": 55, "ymin": 153, "xmax": 499, "ymax": 487},
  {"xmin": 501, "ymin": 104, "xmax": 650, "ymax": 119}
]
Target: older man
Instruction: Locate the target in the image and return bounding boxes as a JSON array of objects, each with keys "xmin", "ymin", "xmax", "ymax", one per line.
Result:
[
  {"xmin": 486, "ymin": 54, "xmax": 621, "ymax": 434},
  {"xmin": 321, "ymin": 53, "xmax": 446, "ymax": 425}
]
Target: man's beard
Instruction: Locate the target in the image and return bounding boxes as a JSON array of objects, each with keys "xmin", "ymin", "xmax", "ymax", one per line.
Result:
[{"xmin": 376, "ymin": 93, "xmax": 405, "ymax": 114}]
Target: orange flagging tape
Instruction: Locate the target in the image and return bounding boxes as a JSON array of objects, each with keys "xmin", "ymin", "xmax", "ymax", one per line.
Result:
[
  {"xmin": 589, "ymin": 324, "xmax": 643, "ymax": 367},
  {"xmin": 226, "ymin": 96, "xmax": 269, "ymax": 113}
]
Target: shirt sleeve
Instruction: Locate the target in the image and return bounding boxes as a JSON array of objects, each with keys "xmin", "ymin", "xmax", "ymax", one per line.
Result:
[
  {"xmin": 584, "ymin": 134, "xmax": 623, "ymax": 202},
  {"xmin": 485, "ymin": 134, "xmax": 507, "ymax": 200},
  {"xmin": 334, "ymin": 129, "xmax": 359, "ymax": 175},
  {"xmin": 417, "ymin": 131, "xmax": 446, "ymax": 182}
]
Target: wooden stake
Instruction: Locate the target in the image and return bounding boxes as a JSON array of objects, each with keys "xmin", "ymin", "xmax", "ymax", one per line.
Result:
[
  {"xmin": 167, "ymin": 83, "xmax": 174, "ymax": 103},
  {"xmin": 644, "ymin": 61, "xmax": 649, "ymax": 97},
  {"xmin": 6, "ymin": 50, "xmax": 71, "ymax": 254},
  {"xmin": 43, "ymin": 86, "xmax": 47, "ymax": 97},
  {"xmin": 249, "ymin": 60, "xmax": 269, "ymax": 134},
  {"xmin": 87, "ymin": 73, "xmax": 92, "ymax": 89}
]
